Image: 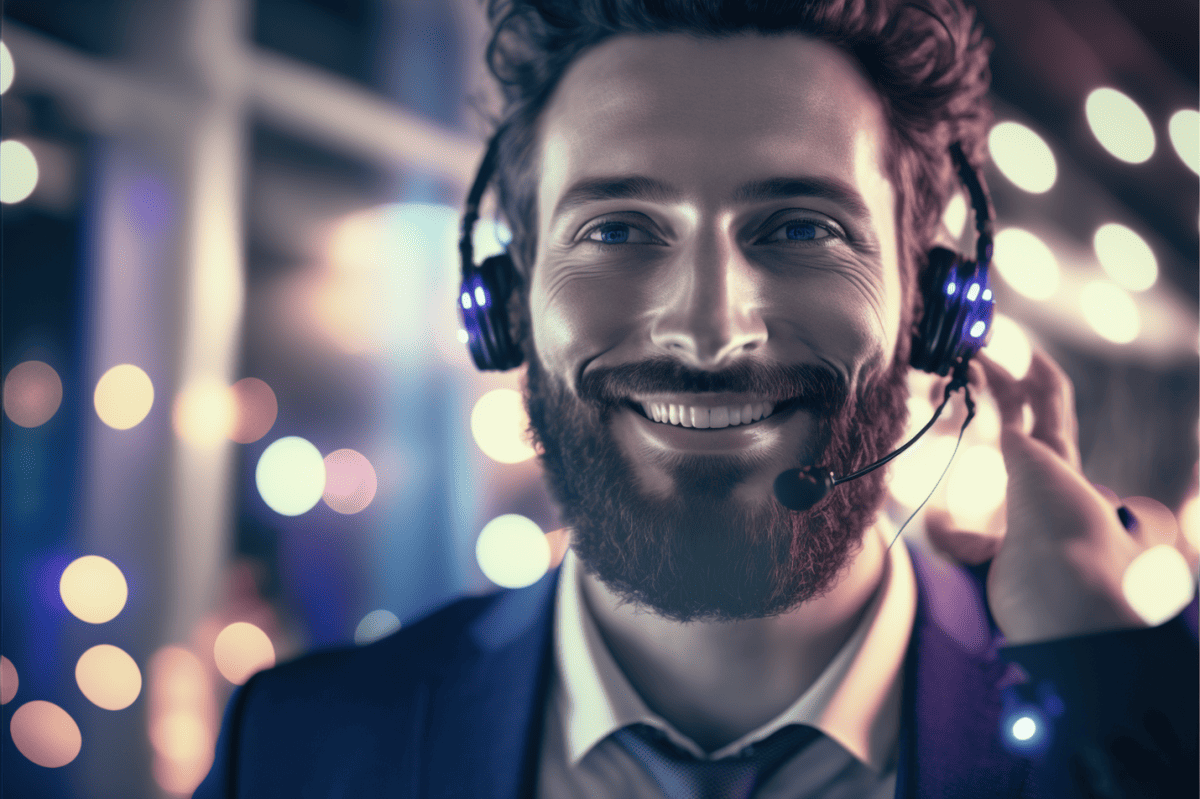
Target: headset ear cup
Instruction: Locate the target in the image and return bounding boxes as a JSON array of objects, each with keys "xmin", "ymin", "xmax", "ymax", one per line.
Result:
[
  {"xmin": 911, "ymin": 247, "xmax": 961, "ymax": 375},
  {"xmin": 471, "ymin": 253, "xmax": 524, "ymax": 371}
]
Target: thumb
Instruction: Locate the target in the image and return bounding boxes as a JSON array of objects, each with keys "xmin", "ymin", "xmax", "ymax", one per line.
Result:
[
  {"xmin": 999, "ymin": 426, "xmax": 1115, "ymax": 541},
  {"xmin": 925, "ymin": 507, "xmax": 1002, "ymax": 566}
]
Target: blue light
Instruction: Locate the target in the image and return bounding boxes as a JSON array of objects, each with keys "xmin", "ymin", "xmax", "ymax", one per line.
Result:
[
  {"xmin": 982, "ymin": 289, "xmax": 993, "ymax": 301},
  {"xmin": 1001, "ymin": 707, "xmax": 1050, "ymax": 755},
  {"xmin": 1011, "ymin": 716, "xmax": 1036, "ymax": 741},
  {"xmin": 946, "ymin": 282, "xmax": 957, "ymax": 295},
  {"xmin": 475, "ymin": 286, "xmax": 488, "ymax": 307},
  {"xmin": 461, "ymin": 292, "xmax": 472, "ymax": 310},
  {"xmin": 970, "ymin": 321, "xmax": 987, "ymax": 338},
  {"xmin": 967, "ymin": 283, "xmax": 980, "ymax": 301}
]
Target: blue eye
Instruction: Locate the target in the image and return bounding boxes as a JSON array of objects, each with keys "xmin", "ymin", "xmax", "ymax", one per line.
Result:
[
  {"xmin": 786, "ymin": 222, "xmax": 819, "ymax": 241},
  {"xmin": 597, "ymin": 224, "xmax": 629, "ymax": 244},
  {"xmin": 760, "ymin": 219, "xmax": 835, "ymax": 245},
  {"xmin": 585, "ymin": 221, "xmax": 651, "ymax": 245}
]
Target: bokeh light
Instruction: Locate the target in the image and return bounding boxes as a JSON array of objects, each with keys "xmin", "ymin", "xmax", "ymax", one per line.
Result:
[
  {"xmin": 903, "ymin": 392, "xmax": 935, "ymax": 442},
  {"xmin": 986, "ymin": 314, "xmax": 1033, "ymax": 380},
  {"xmin": 60, "ymin": 555, "xmax": 128, "ymax": 624},
  {"xmin": 475, "ymin": 514, "xmax": 552, "ymax": 589},
  {"xmin": 4, "ymin": 360, "xmax": 63, "ymax": 427},
  {"xmin": 889, "ymin": 435, "xmax": 958, "ymax": 508},
  {"xmin": 1093, "ymin": 223, "xmax": 1157, "ymax": 292},
  {"xmin": 942, "ymin": 193, "xmax": 967, "ymax": 239},
  {"xmin": 173, "ymin": 379, "xmax": 235, "ymax": 446},
  {"xmin": 992, "ymin": 228, "xmax": 1060, "ymax": 301},
  {"xmin": 148, "ymin": 645, "xmax": 215, "ymax": 796},
  {"xmin": 1011, "ymin": 716, "xmax": 1036, "ymax": 742},
  {"xmin": 10, "ymin": 701, "xmax": 82, "ymax": 768},
  {"xmin": 967, "ymin": 395, "xmax": 1001, "ymax": 445},
  {"xmin": 1179, "ymin": 493, "xmax": 1200, "ymax": 552},
  {"xmin": 94, "ymin": 363, "xmax": 154, "ymax": 430},
  {"xmin": 229, "ymin": 377, "xmax": 277, "ymax": 444},
  {"xmin": 988, "ymin": 121, "xmax": 1058, "ymax": 193},
  {"xmin": 1, "ymin": 655, "xmax": 17, "ymax": 704},
  {"xmin": 0, "ymin": 41, "xmax": 13, "ymax": 94},
  {"xmin": 1, "ymin": 140, "xmax": 39, "ymax": 204},
  {"xmin": 1080, "ymin": 281, "xmax": 1140, "ymax": 344},
  {"xmin": 1168, "ymin": 109, "xmax": 1199, "ymax": 174},
  {"xmin": 1122, "ymin": 545, "xmax": 1195, "ymax": 626},
  {"xmin": 946, "ymin": 445, "xmax": 1007, "ymax": 527},
  {"xmin": 354, "ymin": 609, "xmax": 401, "ymax": 645},
  {"xmin": 151, "ymin": 712, "xmax": 210, "ymax": 793},
  {"xmin": 148, "ymin": 646, "xmax": 208, "ymax": 715},
  {"xmin": 75, "ymin": 644, "xmax": 142, "ymax": 710},
  {"xmin": 322, "ymin": 448, "xmax": 378, "ymax": 514},
  {"xmin": 213, "ymin": 622, "xmax": 275, "ymax": 685},
  {"xmin": 255, "ymin": 436, "xmax": 326, "ymax": 516},
  {"xmin": 1085, "ymin": 87, "xmax": 1155, "ymax": 164},
  {"xmin": 470, "ymin": 388, "xmax": 536, "ymax": 464}
]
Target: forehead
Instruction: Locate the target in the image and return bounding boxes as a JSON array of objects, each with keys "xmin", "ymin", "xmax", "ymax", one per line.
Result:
[{"xmin": 535, "ymin": 33, "xmax": 892, "ymax": 222}]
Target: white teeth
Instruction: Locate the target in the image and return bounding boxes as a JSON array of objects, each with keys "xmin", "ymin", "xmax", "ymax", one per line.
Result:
[{"xmin": 640, "ymin": 401, "xmax": 779, "ymax": 428}]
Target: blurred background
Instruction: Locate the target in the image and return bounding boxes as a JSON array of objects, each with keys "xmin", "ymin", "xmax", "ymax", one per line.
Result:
[{"xmin": 0, "ymin": 0, "xmax": 1196, "ymax": 796}]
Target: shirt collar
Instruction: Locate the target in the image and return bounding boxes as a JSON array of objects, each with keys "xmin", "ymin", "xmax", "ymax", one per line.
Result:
[{"xmin": 552, "ymin": 522, "xmax": 917, "ymax": 772}]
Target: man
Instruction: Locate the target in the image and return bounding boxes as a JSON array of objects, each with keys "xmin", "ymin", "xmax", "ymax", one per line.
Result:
[{"xmin": 197, "ymin": 1, "xmax": 1198, "ymax": 797}]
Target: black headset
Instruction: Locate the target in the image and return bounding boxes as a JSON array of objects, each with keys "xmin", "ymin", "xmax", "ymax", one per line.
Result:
[{"xmin": 457, "ymin": 136, "xmax": 995, "ymax": 379}]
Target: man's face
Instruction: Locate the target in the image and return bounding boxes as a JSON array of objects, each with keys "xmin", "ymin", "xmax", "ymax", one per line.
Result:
[{"xmin": 523, "ymin": 33, "xmax": 910, "ymax": 620}]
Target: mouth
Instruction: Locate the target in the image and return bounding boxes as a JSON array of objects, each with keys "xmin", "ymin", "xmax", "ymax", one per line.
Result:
[{"xmin": 627, "ymin": 397, "xmax": 795, "ymax": 429}]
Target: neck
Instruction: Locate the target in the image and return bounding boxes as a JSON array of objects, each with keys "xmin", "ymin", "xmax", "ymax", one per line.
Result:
[{"xmin": 579, "ymin": 524, "xmax": 887, "ymax": 753}]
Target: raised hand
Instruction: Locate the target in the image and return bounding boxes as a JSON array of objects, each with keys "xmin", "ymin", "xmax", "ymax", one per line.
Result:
[{"xmin": 928, "ymin": 348, "xmax": 1197, "ymax": 645}]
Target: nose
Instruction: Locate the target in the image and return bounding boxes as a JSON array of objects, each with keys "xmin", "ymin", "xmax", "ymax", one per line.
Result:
[{"xmin": 649, "ymin": 236, "xmax": 768, "ymax": 366}]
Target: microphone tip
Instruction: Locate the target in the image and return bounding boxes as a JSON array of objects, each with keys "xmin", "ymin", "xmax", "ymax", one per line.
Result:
[{"xmin": 774, "ymin": 467, "xmax": 835, "ymax": 511}]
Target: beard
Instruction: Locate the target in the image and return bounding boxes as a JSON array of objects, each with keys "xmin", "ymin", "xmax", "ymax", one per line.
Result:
[{"xmin": 524, "ymin": 351, "xmax": 910, "ymax": 622}]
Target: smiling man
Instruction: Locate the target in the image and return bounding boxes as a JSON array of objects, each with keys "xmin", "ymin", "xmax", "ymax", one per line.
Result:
[{"xmin": 197, "ymin": 2, "xmax": 1197, "ymax": 798}]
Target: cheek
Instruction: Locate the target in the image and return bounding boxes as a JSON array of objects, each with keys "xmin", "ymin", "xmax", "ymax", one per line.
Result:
[
  {"xmin": 768, "ymin": 270, "xmax": 893, "ymax": 385},
  {"xmin": 529, "ymin": 267, "xmax": 650, "ymax": 378}
]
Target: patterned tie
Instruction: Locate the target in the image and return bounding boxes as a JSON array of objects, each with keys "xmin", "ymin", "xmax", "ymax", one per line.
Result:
[{"xmin": 613, "ymin": 722, "xmax": 820, "ymax": 799}]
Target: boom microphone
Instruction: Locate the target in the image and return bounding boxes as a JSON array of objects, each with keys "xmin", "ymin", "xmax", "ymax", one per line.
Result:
[{"xmin": 774, "ymin": 371, "xmax": 974, "ymax": 512}]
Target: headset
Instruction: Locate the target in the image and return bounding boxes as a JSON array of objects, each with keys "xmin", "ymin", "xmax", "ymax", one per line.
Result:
[{"xmin": 458, "ymin": 137, "xmax": 994, "ymax": 380}]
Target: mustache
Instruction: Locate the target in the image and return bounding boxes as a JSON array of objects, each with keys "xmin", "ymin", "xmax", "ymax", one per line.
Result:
[{"xmin": 577, "ymin": 357, "xmax": 849, "ymax": 416}]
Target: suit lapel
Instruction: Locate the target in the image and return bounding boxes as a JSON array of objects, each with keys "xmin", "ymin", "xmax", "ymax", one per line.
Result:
[
  {"xmin": 896, "ymin": 542, "xmax": 1032, "ymax": 799},
  {"xmin": 423, "ymin": 569, "xmax": 560, "ymax": 799}
]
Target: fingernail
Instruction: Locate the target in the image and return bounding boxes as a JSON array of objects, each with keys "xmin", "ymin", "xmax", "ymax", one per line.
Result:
[{"xmin": 1117, "ymin": 506, "xmax": 1138, "ymax": 532}]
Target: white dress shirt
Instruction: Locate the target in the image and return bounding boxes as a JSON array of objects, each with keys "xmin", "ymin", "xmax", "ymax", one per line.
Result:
[{"xmin": 536, "ymin": 524, "xmax": 917, "ymax": 799}]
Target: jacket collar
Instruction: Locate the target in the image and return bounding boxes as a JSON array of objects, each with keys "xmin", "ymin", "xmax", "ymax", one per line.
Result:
[
  {"xmin": 422, "ymin": 568, "xmax": 561, "ymax": 799},
  {"xmin": 897, "ymin": 540, "xmax": 1033, "ymax": 799},
  {"xmin": 422, "ymin": 541, "xmax": 1033, "ymax": 799}
]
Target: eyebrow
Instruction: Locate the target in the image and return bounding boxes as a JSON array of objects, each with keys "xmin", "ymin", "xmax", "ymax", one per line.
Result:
[
  {"xmin": 552, "ymin": 176, "xmax": 681, "ymax": 219},
  {"xmin": 551, "ymin": 174, "xmax": 872, "ymax": 221}
]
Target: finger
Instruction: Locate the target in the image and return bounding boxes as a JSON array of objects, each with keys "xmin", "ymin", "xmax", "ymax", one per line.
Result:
[
  {"xmin": 1093, "ymin": 484, "xmax": 1122, "ymax": 508},
  {"xmin": 1118, "ymin": 496, "xmax": 1181, "ymax": 547},
  {"xmin": 1019, "ymin": 348, "xmax": 1080, "ymax": 469},
  {"xmin": 925, "ymin": 507, "xmax": 1003, "ymax": 566},
  {"xmin": 977, "ymin": 352, "xmax": 1026, "ymax": 429}
]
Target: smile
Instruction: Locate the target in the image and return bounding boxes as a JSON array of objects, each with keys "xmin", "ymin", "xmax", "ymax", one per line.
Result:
[{"xmin": 640, "ymin": 401, "xmax": 777, "ymax": 429}]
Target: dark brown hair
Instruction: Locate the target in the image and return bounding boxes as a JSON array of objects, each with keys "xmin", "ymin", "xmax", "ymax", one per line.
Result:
[{"xmin": 484, "ymin": 0, "xmax": 992, "ymax": 346}]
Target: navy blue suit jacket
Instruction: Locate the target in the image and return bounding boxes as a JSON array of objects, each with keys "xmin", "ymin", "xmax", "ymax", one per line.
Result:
[{"xmin": 196, "ymin": 542, "xmax": 1197, "ymax": 798}]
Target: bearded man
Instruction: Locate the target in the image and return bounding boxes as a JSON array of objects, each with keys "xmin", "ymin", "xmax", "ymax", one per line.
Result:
[{"xmin": 197, "ymin": 1, "xmax": 1198, "ymax": 797}]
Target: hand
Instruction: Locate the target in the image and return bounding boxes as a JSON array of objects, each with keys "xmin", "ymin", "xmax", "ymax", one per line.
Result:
[{"xmin": 927, "ymin": 348, "xmax": 1197, "ymax": 645}]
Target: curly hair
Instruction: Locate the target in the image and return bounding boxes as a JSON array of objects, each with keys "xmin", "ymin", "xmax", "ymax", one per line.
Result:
[{"xmin": 482, "ymin": 0, "xmax": 992, "ymax": 341}]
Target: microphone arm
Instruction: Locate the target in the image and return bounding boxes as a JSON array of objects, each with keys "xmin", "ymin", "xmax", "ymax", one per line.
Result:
[{"xmin": 774, "ymin": 365, "xmax": 975, "ymax": 512}]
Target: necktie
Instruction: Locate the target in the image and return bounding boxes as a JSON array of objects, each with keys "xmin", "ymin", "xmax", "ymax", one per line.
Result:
[{"xmin": 613, "ymin": 722, "xmax": 820, "ymax": 799}]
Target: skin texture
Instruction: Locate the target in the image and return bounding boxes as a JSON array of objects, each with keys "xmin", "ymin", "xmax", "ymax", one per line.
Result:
[{"xmin": 524, "ymin": 33, "xmax": 909, "ymax": 748}]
